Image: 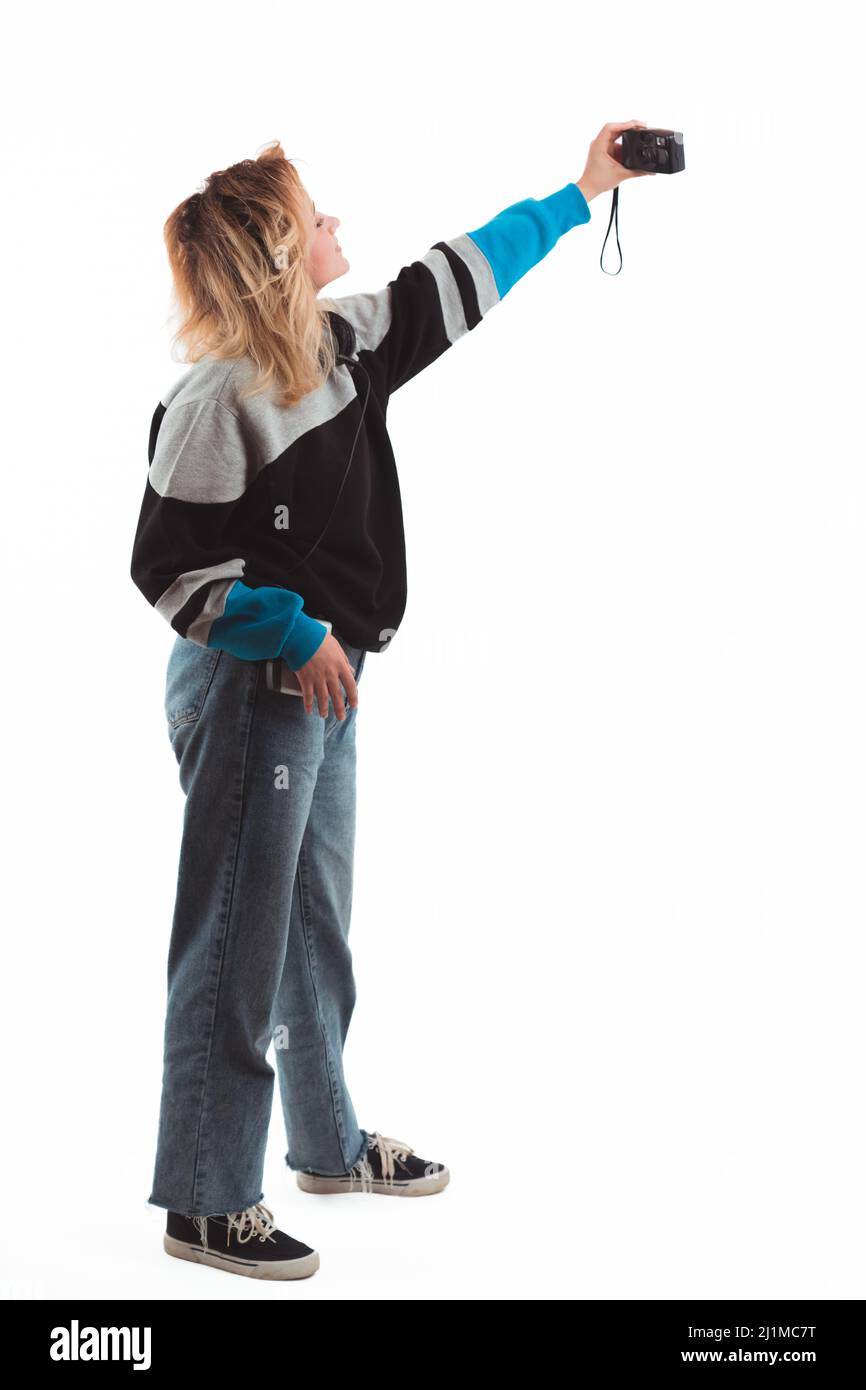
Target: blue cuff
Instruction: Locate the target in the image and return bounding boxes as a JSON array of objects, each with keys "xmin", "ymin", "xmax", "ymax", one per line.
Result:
[
  {"xmin": 466, "ymin": 181, "xmax": 592, "ymax": 300},
  {"xmin": 566, "ymin": 181, "xmax": 592, "ymax": 225},
  {"xmin": 280, "ymin": 611, "xmax": 328, "ymax": 670}
]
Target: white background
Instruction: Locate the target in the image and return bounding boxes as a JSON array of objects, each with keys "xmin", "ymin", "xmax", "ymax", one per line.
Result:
[{"xmin": 1, "ymin": 0, "xmax": 863, "ymax": 1301}]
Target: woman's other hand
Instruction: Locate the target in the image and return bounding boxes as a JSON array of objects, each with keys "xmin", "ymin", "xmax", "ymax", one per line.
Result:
[
  {"xmin": 295, "ymin": 633, "xmax": 358, "ymax": 719},
  {"xmin": 577, "ymin": 120, "xmax": 657, "ymax": 203}
]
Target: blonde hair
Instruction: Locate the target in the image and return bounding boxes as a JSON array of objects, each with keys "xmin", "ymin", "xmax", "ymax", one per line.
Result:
[{"xmin": 163, "ymin": 140, "xmax": 337, "ymax": 408}]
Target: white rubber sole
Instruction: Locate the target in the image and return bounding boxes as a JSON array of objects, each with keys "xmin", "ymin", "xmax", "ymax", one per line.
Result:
[
  {"xmin": 296, "ymin": 1165, "xmax": 450, "ymax": 1196},
  {"xmin": 164, "ymin": 1232, "xmax": 319, "ymax": 1280}
]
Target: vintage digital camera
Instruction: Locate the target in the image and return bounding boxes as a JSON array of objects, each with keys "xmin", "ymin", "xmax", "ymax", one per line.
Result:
[{"xmin": 621, "ymin": 127, "xmax": 685, "ymax": 174}]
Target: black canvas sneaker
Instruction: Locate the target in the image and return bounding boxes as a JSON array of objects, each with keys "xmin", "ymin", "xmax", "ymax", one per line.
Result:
[
  {"xmin": 164, "ymin": 1201, "xmax": 319, "ymax": 1279},
  {"xmin": 296, "ymin": 1131, "xmax": 450, "ymax": 1196}
]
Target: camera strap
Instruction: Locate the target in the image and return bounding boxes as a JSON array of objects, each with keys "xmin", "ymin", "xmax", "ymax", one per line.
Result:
[
  {"xmin": 282, "ymin": 353, "xmax": 372, "ymax": 576},
  {"xmin": 600, "ymin": 186, "xmax": 623, "ymax": 276}
]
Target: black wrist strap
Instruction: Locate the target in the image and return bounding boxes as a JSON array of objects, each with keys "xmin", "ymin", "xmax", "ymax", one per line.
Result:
[{"xmin": 600, "ymin": 186, "xmax": 623, "ymax": 276}]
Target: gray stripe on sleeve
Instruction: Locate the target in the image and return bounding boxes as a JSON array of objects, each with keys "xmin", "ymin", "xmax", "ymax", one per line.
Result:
[
  {"xmin": 185, "ymin": 577, "xmax": 240, "ymax": 645},
  {"xmin": 321, "ymin": 231, "xmax": 500, "ymax": 355},
  {"xmin": 155, "ymin": 558, "xmax": 245, "ymax": 628},
  {"xmin": 446, "ymin": 232, "xmax": 500, "ymax": 317}
]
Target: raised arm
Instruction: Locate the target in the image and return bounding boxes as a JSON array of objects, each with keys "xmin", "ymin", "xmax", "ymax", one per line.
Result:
[
  {"xmin": 321, "ymin": 181, "xmax": 591, "ymax": 396},
  {"xmin": 321, "ymin": 122, "xmax": 654, "ymax": 396}
]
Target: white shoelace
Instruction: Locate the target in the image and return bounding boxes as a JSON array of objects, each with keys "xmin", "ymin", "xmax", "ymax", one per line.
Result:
[
  {"xmin": 372, "ymin": 1132, "xmax": 414, "ymax": 1180},
  {"xmin": 348, "ymin": 1131, "xmax": 415, "ymax": 1191},
  {"xmin": 193, "ymin": 1202, "xmax": 277, "ymax": 1250}
]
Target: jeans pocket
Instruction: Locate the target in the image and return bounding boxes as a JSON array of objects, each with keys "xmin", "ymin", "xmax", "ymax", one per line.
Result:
[{"xmin": 165, "ymin": 638, "xmax": 222, "ymax": 729}]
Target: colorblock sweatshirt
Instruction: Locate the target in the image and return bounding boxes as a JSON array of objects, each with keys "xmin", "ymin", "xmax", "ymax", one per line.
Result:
[{"xmin": 130, "ymin": 180, "xmax": 592, "ymax": 667}]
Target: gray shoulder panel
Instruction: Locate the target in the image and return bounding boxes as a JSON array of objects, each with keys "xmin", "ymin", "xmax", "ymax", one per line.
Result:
[{"xmin": 153, "ymin": 354, "xmax": 360, "ymax": 503}]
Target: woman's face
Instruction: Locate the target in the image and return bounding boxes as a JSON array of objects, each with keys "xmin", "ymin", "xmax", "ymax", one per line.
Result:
[{"xmin": 303, "ymin": 190, "xmax": 349, "ymax": 290}]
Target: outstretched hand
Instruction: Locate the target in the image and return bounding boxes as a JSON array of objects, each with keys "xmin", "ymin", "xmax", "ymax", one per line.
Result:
[{"xmin": 577, "ymin": 121, "xmax": 657, "ymax": 203}]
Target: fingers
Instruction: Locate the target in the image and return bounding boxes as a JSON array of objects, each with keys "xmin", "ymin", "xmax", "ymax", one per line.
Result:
[
  {"xmin": 298, "ymin": 657, "xmax": 359, "ymax": 719},
  {"xmin": 297, "ymin": 671, "xmax": 327, "ymax": 716},
  {"xmin": 317, "ymin": 678, "xmax": 331, "ymax": 719},
  {"xmin": 294, "ymin": 653, "xmax": 329, "ymax": 716},
  {"xmin": 598, "ymin": 120, "xmax": 647, "ymax": 162},
  {"xmin": 342, "ymin": 662, "xmax": 359, "ymax": 712},
  {"xmin": 595, "ymin": 121, "xmax": 658, "ymax": 188},
  {"xmin": 327, "ymin": 672, "xmax": 347, "ymax": 721},
  {"xmin": 298, "ymin": 671, "xmax": 316, "ymax": 715},
  {"xmin": 325, "ymin": 657, "xmax": 359, "ymax": 722},
  {"xmin": 598, "ymin": 119, "xmax": 646, "ymax": 139},
  {"xmin": 300, "ymin": 675, "xmax": 329, "ymax": 719}
]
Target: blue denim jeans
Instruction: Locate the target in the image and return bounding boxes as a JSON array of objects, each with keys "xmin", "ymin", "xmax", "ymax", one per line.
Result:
[{"xmin": 147, "ymin": 628, "xmax": 369, "ymax": 1217}]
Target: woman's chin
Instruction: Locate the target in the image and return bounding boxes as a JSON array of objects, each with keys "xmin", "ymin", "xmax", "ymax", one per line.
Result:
[{"xmin": 321, "ymin": 260, "xmax": 349, "ymax": 290}]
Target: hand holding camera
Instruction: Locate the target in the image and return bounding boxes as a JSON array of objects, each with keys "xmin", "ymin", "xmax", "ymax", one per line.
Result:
[
  {"xmin": 577, "ymin": 120, "xmax": 658, "ymax": 203},
  {"xmin": 578, "ymin": 121, "xmax": 685, "ymax": 275}
]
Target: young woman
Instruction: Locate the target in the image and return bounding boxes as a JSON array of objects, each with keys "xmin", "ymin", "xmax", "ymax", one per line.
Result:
[{"xmin": 131, "ymin": 122, "xmax": 654, "ymax": 1282}]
